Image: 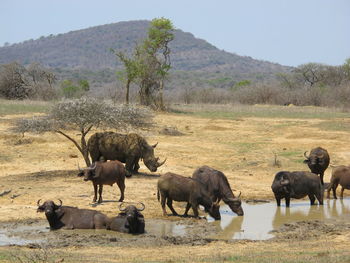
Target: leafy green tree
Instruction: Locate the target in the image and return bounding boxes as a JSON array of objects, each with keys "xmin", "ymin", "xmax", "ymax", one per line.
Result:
[
  {"xmin": 114, "ymin": 18, "xmax": 174, "ymax": 109},
  {"xmin": 60, "ymin": 79, "xmax": 90, "ymax": 98}
]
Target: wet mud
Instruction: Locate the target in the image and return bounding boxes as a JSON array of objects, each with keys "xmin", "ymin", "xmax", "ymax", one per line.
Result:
[{"xmin": 1, "ymin": 198, "xmax": 349, "ymax": 248}]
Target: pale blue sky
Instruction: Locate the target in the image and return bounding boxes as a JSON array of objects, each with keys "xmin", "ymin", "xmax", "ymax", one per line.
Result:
[{"xmin": 1, "ymin": 0, "xmax": 349, "ymax": 66}]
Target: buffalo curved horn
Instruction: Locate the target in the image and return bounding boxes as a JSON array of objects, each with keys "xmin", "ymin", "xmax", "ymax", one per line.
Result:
[
  {"xmin": 119, "ymin": 202, "xmax": 126, "ymax": 212},
  {"xmin": 152, "ymin": 142, "xmax": 158, "ymax": 148},
  {"xmin": 137, "ymin": 202, "xmax": 145, "ymax": 211},
  {"xmin": 57, "ymin": 199, "xmax": 62, "ymax": 208},
  {"xmin": 37, "ymin": 199, "xmax": 42, "ymax": 206},
  {"xmin": 304, "ymin": 151, "xmax": 309, "ymax": 159},
  {"xmin": 89, "ymin": 162, "xmax": 97, "ymax": 170},
  {"xmin": 156, "ymin": 158, "xmax": 167, "ymax": 167}
]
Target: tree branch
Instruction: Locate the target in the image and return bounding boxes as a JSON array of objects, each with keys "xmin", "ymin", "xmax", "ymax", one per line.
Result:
[{"xmin": 55, "ymin": 130, "xmax": 83, "ymax": 153}]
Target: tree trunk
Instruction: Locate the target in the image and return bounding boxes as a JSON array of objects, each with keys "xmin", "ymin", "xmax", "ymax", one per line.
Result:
[
  {"xmin": 125, "ymin": 79, "xmax": 131, "ymax": 104},
  {"xmin": 81, "ymin": 134, "xmax": 91, "ymax": 167},
  {"xmin": 158, "ymin": 79, "xmax": 165, "ymax": 110}
]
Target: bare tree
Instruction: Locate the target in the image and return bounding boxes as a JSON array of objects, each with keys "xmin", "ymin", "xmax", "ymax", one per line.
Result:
[{"xmin": 13, "ymin": 98, "xmax": 154, "ymax": 166}]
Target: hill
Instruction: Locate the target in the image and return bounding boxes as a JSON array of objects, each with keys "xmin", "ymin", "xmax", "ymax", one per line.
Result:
[{"xmin": 0, "ymin": 20, "xmax": 291, "ymax": 88}]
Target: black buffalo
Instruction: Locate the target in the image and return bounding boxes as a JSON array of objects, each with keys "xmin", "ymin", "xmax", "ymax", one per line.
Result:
[
  {"xmin": 157, "ymin": 172, "xmax": 221, "ymax": 220},
  {"xmin": 108, "ymin": 203, "xmax": 145, "ymax": 234},
  {"xmin": 192, "ymin": 166, "xmax": 243, "ymax": 216},
  {"xmin": 303, "ymin": 147, "xmax": 330, "ymax": 185},
  {"xmin": 37, "ymin": 200, "xmax": 109, "ymax": 230},
  {"xmin": 88, "ymin": 132, "xmax": 166, "ymax": 176},
  {"xmin": 78, "ymin": 160, "xmax": 125, "ymax": 203},
  {"xmin": 271, "ymin": 171, "xmax": 323, "ymax": 207}
]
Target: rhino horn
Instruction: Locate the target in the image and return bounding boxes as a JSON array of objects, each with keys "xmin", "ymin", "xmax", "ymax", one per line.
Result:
[
  {"xmin": 237, "ymin": 191, "xmax": 241, "ymax": 198},
  {"xmin": 152, "ymin": 142, "xmax": 158, "ymax": 148},
  {"xmin": 156, "ymin": 158, "xmax": 167, "ymax": 167}
]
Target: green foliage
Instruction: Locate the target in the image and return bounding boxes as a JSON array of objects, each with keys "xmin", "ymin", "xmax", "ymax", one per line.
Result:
[{"xmin": 60, "ymin": 79, "xmax": 90, "ymax": 98}]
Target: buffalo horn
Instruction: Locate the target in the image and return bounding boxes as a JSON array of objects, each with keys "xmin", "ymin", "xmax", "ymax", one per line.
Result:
[
  {"xmin": 137, "ymin": 202, "xmax": 145, "ymax": 211},
  {"xmin": 57, "ymin": 199, "xmax": 63, "ymax": 208},
  {"xmin": 303, "ymin": 151, "xmax": 309, "ymax": 159},
  {"xmin": 152, "ymin": 142, "xmax": 158, "ymax": 148},
  {"xmin": 119, "ymin": 202, "xmax": 126, "ymax": 212},
  {"xmin": 157, "ymin": 158, "xmax": 167, "ymax": 167},
  {"xmin": 37, "ymin": 199, "xmax": 42, "ymax": 206},
  {"xmin": 77, "ymin": 162, "xmax": 82, "ymax": 171},
  {"xmin": 89, "ymin": 162, "xmax": 97, "ymax": 170},
  {"xmin": 238, "ymin": 191, "xmax": 241, "ymax": 198}
]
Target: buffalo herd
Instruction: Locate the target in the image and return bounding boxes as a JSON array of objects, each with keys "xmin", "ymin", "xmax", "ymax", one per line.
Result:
[{"xmin": 36, "ymin": 131, "xmax": 349, "ymax": 235}]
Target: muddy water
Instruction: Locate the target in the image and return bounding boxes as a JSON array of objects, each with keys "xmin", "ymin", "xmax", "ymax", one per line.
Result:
[{"xmin": 210, "ymin": 198, "xmax": 350, "ymax": 240}]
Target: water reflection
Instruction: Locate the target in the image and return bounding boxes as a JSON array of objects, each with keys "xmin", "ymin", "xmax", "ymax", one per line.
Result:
[{"xmin": 212, "ymin": 197, "xmax": 350, "ymax": 240}]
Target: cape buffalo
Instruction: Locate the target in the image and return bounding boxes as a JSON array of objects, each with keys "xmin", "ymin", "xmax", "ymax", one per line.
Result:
[
  {"xmin": 88, "ymin": 132, "xmax": 166, "ymax": 176},
  {"xmin": 157, "ymin": 172, "xmax": 221, "ymax": 220},
  {"xmin": 108, "ymin": 203, "xmax": 145, "ymax": 234},
  {"xmin": 78, "ymin": 160, "xmax": 125, "ymax": 203},
  {"xmin": 192, "ymin": 166, "xmax": 243, "ymax": 216},
  {"xmin": 327, "ymin": 165, "xmax": 350, "ymax": 199},
  {"xmin": 37, "ymin": 200, "xmax": 109, "ymax": 230},
  {"xmin": 303, "ymin": 147, "xmax": 330, "ymax": 185},
  {"xmin": 271, "ymin": 171, "xmax": 323, "ymax": 207}
]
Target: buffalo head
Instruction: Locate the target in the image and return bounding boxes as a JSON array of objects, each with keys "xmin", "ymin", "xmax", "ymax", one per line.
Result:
[
  {"xmin": 119, "ymin": 202, "xmax": 145, "ymax": 234},
  {"xmin": 226, "ymin": 192, "xmax": 244, "ymax": 216},
  {"xmin": 77, "ymin": 163, "xmax": 97, "ymax": 181},
  {"xmin": 142, "ymin": 143, "xmax": 166, "ymax": 172},
  {"xmin": 205, "ymin": 200, "xmax": 221, "ymax": 220},
  {"xmin": 37, "ymin": 199, "xmax": 62, "ymax": 216}
]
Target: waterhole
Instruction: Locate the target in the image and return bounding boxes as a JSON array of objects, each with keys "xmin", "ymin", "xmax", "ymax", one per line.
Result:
[
  {"xmin": 210, "ymin": 197, "xmax": 350, "ymax": 240},
  {"xmin": 1, "ymin": 198, "xmax": 349, "ymax": 246}
]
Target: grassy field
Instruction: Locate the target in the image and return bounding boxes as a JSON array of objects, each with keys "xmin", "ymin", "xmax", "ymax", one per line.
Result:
[{"xmin": 0, "ymin": 99, "xmax": 50, "ymax": 116}]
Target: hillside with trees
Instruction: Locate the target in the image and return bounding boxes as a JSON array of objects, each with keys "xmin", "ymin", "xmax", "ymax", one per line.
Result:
[{"xmin": 0, "ymin": 20, "xmax": 290, "ymax": 87}]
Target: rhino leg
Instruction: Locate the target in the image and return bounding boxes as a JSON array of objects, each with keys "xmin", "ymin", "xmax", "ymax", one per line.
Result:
[
  {"xmin": 125, "ymin": 157, "xmax": 138, "ymax": 175},
  {"xmin": 133, "ymin": 158, "xmax": 140, "ymax": 173}
]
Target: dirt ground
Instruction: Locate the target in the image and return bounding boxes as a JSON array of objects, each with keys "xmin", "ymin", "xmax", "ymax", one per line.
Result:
[{"xmin": 1, "ymin": 104, "xmax": 350, "ymax": 262}]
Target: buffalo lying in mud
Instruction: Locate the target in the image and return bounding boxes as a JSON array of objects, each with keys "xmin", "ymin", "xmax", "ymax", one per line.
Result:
[
  {"xmin": 109, "ymin": 203, "xmax": 145, "ymax": 234},
  {"xmin": 37, "ymin": 200, "xmax": 146, "ymax": 233},
  {"xmin": 37, "ymin": 200, "xmax": 109, "ymax": 230},
  {"xmin": 78, "ymin": 160, "xmax": 125, "ymax": 203},
  {"xmin": 88, "ymin": 132, "xmax": 166, "ymax": 176},
  {"xmin": 192, "ymin": 166, "xmax": 243, "ymax": 216},
  {"xmin": 157, "ymin": 172, "xmax": 221, "ymax": 220},
  {"xmin": 303, "ymin": 147, "xmax": 330, "ymax": 185},
  {"xmin": 327, "ymin": 165, "xmax": 350, "ymax": 199},
  {"xmin": 271, "ymin": 171, "xmax": 323, "ymax": 207}
]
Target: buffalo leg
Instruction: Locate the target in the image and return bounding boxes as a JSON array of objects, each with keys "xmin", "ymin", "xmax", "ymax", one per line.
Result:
[
  {"xmin": 332, "ymin": 183, "xmax": 339, "ymax": 199},
  {"xmin": 308, "ymin": 194, "xmax": 316, "ymax": 205},
  {"xmin": 116, "ymin": 179, "xmax": 125, "ymax": 202},
  {"xmin": 166, "ymin": 199, "xmax": 178, "ymax": 216},
  {"xmin": 274, "ymin": 195, "xmax": 281, "ymax": 207},
  {"xmin": 93, "ymin": 183, "xmax": 98, "ymax": 203},
  {"xmin": 160, "ymin": 192, "xmax": 167, "ymax": 216},
  {"xmin": 340, "ymin": 187, "xmax": 345, "ymax": 199},
  {"xmin": 315, "ymin": 192, "xmax": 323, "ymax": 205},
  {"xmin": 191, "ymin": 203, "xmax": 200, "ymax": 218},
  {"xmin": 183, "ymin": 203, "xmax": 191, "ymax": 217},
  {"xmin": 285, "ymin": 196, "xmax": 290, "ymax": 207},
  {"xmin": 98, "ymin": 184, "xmax": 103, "ymax": 203}
]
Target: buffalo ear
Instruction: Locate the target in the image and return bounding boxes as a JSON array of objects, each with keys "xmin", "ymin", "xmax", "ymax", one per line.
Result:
[{"xmin": 303, "ymin": 159, "xmax": 309, "ymax": 164}]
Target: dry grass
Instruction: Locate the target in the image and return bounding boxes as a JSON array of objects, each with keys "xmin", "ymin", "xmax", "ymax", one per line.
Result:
[{"xmin": 1, "ymin": 101, "xmax": 350, "ymax": 262}]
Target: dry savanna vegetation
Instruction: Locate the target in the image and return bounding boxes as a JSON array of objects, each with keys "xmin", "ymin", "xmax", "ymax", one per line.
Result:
[{"xmin": 0, "ymin": 100, "xmax": 350, "ymax": 262}]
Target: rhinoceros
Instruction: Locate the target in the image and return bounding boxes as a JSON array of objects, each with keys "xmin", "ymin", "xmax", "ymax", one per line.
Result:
[{"xmin": 88, "ymin": 132, "xmax": 166, "ymax": 176}]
